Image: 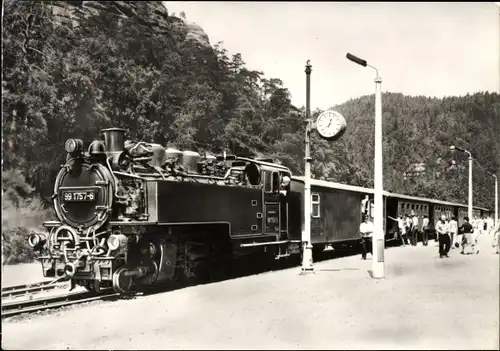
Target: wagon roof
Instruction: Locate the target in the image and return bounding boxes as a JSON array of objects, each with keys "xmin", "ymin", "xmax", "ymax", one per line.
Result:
[
  {"xmin": 291, "ymin": 176, "xmax": 374, "ymax": 194},
  {"xmin": 291, "ymin": 176, "xmax": 489, "ymax": 211}
]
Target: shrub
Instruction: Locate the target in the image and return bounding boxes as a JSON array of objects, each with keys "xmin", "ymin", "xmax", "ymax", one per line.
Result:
[{"xmin": 2, "ymin": 170, "xmax": 52, "ymax": 265}]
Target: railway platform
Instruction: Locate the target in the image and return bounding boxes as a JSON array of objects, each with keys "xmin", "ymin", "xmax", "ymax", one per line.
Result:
[{"xmin": 2, "ymin": 234, "xmax": 499, "ymax": 350}]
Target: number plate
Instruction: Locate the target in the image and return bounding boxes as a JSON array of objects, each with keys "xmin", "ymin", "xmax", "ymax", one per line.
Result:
[{"xmin": 62, "ymin": 190, "xmax": 97, "ymax": 202}]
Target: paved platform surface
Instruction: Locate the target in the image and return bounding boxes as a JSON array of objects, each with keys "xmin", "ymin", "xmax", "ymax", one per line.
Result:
[{"xmin": 2, "ymin": 235, "xmax": 499, "ymax": 350}]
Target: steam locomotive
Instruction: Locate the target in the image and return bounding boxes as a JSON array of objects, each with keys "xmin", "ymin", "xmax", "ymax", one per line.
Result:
[{"xmin": 29, "ymin": 128, "xmax": 490, "ymax": 293}]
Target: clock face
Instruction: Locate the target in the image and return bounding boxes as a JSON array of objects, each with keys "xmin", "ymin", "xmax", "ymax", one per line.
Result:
[{"xmin": 315, "ymin": 110, "xmax": 347, "ymax": 140}]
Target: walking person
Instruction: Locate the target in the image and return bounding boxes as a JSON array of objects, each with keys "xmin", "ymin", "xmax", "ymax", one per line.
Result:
[
  {"xmin": 449, "ymin": 215, "xmax": 459, "ymax": 249},
  {"xmin": 359, "ymin": 215, "xmax": 374, "ymax": 260},
  {"xmin": 436, "ymin": 215, "xmax": 451, "ymax": 258},
  {"xmin": 459, "ymin": 216, "xmax": 476, "ymax": 255},
  {"xmin": 422, "ymin": 215, "xmax": 430, "ymax": 246},
  {"xmin": 493, "ymin": 223, "xmax": 500, "ymax": 254},
  {"xmin": 473, "ymin": 226, "xmax": 480, "ymax": 254}
]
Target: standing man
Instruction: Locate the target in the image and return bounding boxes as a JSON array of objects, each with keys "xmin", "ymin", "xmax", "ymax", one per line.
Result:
[
  {"xmin": 387, "ymin": 215, "xmax": 400, "ymax": 241},
  {"xmin": 487, "ymin": 216, "xmax": 494, "ymax": 235},
  {"xmin": 405, "ymin": 214, "xmax": 412, "ymax": 245},
  {"xmin": 390, "ymin": 215, "xmax": 406, "ymax": 246},
  {"xmin": 422, "ymin": 215, "xmax": 430, "ymax": 246},
  {"xmin": 449, "ymin": 215, "xmax": 459, "ymax": 249},
  {"xmin": 411, "ymin": 212, "xmax": 419, "ymax": 246},
  {"xmin": 359, "ymin": 215, "xmax": 374, "ymax": 260},
  {"xmin": 398, "ymin": 215, "xmax": 406, "ymax": 246},
  {"xmin": 435, "ymin": 215, "xmax": 439, "ymax": 243},
  {"xmin": 436, "ymin": 214, "xmax": 451, "ymax": 258}
]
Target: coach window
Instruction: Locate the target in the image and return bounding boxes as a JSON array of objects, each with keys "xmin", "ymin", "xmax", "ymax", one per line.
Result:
[{"xmin": 311, "ymin": 193, "xmax": 320, "ymax": 218}]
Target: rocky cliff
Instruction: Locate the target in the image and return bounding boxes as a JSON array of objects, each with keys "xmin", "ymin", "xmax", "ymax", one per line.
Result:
[{"xmin": 48, "ymin": 1, "xmax": 210, "ymax": 47}]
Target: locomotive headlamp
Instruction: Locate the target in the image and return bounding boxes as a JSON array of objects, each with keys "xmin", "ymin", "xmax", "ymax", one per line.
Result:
[
  {"xmin": 107, "ymin": 235, "xmax": 120, "ymax": 250},
  {"xmin": 107, "ymin": 234, "xmax": 128, "ymax": 251},
  {"xmin": 28, "ymin": 233, "xmax": 46, "ymax": 249},
  {"xmin": 65, "ymin": 138, "xmax": 84, "ymax": 154}
]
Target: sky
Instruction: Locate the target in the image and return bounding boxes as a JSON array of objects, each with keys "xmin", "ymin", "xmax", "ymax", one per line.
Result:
[{"xmin": 163, "ymin": 2, "xmax": 499, "ymax": 110}]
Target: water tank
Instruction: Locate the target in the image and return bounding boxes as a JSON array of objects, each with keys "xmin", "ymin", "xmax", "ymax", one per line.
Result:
[{"xmin": 181, "ymin": 150, "xmax": 201, "ymax": 173}]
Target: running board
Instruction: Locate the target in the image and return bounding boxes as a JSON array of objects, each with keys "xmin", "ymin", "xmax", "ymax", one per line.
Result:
[{"xmin": 239, "ymin": 240, "xmax": 301, "ymax": 248}]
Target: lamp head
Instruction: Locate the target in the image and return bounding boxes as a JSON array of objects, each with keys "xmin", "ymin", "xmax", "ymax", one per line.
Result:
[{"xmin": 346, "ymin": 53, "xmax": 367, "ymax": 67}]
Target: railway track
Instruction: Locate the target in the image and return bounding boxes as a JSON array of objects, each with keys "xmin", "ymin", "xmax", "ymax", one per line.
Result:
[
  {"xmin": 1, "ymin": 280, "xmax": 69, "ymax": 299},
  {"xmin": 1, "ymin": 290, "xmax": 120, "ymax": 318}
]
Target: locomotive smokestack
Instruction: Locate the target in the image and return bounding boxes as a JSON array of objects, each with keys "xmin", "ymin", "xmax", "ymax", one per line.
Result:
[
  {"xmin": 101, "ymin": 128, "xmax": 127, "ymax": 167},
  {"xmin": 101, "ymin": 128, "xmax": 126, "ymax": 153}
]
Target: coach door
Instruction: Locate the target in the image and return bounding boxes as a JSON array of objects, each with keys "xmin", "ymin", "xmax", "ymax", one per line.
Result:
[{"xmin": 262, "ymin": 170, "xmax": 285, "ymax": 237}]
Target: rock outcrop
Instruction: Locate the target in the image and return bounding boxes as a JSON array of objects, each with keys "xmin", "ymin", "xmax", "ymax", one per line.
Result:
[{"xmin": 48, "ymin": 1, "xmax": 210, "ymax": 47}]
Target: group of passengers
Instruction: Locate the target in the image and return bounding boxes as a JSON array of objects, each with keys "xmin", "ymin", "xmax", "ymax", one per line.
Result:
[
  {"xmin": 386, "ymin": 212, "xmax": 433, "ymax": 248},
  {"xmin": 359, "ymin": 208, "xmax": 499, "ymax": 260}
]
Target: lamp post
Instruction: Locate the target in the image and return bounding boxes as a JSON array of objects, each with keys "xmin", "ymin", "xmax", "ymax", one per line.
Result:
[
  {"xmin": 449, "ymin": 145, "xmax": 473, "ymax": 219},
  {"xmin": 486, "ymin": 172, "xmax": 498, "ymax": 228},
  {"xmin": 346, "ymin": 53, "xmax": 384, "ymax": 279},
  {"xmin": 301, "ymin": 60, "xmax": 314, "ymax": 274}
]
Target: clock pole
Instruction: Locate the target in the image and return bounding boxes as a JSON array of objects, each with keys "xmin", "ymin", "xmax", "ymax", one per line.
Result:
[{"xmin": 301, "ymin": 60, "xmax": 314, "ymax": 274}]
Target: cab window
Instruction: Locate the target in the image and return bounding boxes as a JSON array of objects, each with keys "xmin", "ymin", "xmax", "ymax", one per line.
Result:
[{"xmin": 264, "ymin": 172, "xmax": 272, "ymax": 193}]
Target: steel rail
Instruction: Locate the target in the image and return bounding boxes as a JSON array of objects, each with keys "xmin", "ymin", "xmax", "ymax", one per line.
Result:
[
  {"xmin": 1, "ymin": 290, "xmax": 120, "ymax": 318},
  {"xmin": 1, "ymin": 280, "xmax": 69, "ymax": 298}
]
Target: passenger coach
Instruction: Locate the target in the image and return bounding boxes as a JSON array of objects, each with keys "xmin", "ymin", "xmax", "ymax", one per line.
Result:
[{"xmin": 290, "ymin": 176, "xmax": 490, "ymax": 252}]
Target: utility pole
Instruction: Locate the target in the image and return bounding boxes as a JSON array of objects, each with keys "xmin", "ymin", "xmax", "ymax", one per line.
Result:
[{"xmin": 449, "ymin": 145, "xmax": 473, "ymax": 220}]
